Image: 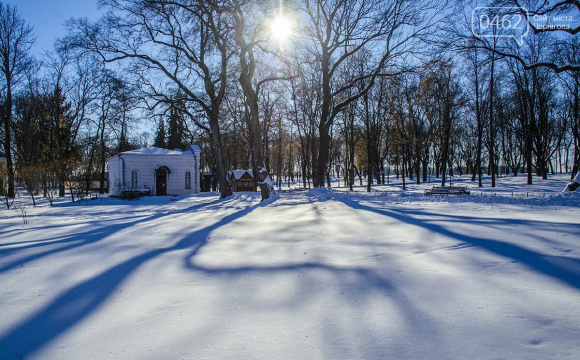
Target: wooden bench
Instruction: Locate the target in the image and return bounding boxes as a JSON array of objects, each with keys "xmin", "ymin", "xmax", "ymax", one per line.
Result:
[{"xmin": 425, "ymin": 186, "xmax": 470, "ymax": 196}]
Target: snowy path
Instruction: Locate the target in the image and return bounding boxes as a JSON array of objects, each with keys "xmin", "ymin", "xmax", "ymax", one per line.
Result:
[{"xmin": 1, "ymin": 190, "xmax": 579, "ymax": 359}]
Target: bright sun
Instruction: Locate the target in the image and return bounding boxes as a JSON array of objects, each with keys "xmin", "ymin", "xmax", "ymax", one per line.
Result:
[{"xmin": 270, "ymin": 15, "xmax": 293, "ymax": 42}]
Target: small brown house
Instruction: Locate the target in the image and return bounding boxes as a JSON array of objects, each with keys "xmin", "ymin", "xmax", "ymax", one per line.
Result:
[{"xmin": 231, "ymin": 170, "xmax": 257, "ymax": 192}]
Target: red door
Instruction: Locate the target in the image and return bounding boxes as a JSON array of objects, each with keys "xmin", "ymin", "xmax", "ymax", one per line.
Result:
[{"xmin": 156, "ymin": 168, "xmax": 167, "ymax": 195}]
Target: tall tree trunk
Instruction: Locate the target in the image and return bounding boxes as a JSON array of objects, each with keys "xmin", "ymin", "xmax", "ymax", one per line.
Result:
[
  {"xmin": 572, "ymin": 75, "xmax": 580, "ymax": 179},
  {"xmin": 209, "ymin": 115, "xmax": 232, "ymax": 198},
  {"xmin": 489, "ymin": 44, "xmax": 497, "ymax": 188},
  {"xmin": 401, "ymin": 149, "xmax": 406, "ymax": 190},
  {"xmin": 2, "ymin": 89, "xmax": 15, "ymax": 198},
  {"xmin": 473, "ymin": 48, "xmax": 483, "ymax": 187},
  {"xmin": 277, "ymin": 121, "xmax": 283, "ymax": 188},
  {"xmin": 231, "ymin": 10, "xmax": 270, "ymax": 200}
]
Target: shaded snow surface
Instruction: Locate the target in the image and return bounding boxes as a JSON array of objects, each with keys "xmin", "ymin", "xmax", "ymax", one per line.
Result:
[{"xmin": 1, "ymin": 175, "xmax": 580, "ymax": 359}]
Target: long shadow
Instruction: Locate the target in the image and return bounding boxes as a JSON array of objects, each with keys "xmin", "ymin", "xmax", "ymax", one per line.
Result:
[
  {"xmin": 379, "ymin": 206, "xmax": 579, "ymax": 246},
  {"xmin": 0, "ymin": 196, "xmax": 258, "ymax": 359},
  {"xmin": 0, "ymin": 198, "xmax": 226, "ymax": 274},
  {"xmin": 0, "ymin": 216, "xmax": 144, "ymax": 246},
  {"xmin": 0, "ymin": 225, "xmax": 133, "ymax": 272},
  {"xmin": 389, "ymin": 205, "xmax": 578, "ymax": 230},
  {"xmin": 338, "ymin": 197, "xmax": 580, "ymax": 290},
  {"xmin": 176, "ymin": 199, "xmax": 445, "ymax": 359}
]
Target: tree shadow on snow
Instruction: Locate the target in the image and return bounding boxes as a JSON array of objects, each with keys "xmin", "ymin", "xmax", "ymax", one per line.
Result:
[
  {"xmin": 0, "ymin": 195, "xmax": 261, "ymax": 359},
  {"xmin": 174, "ymin": 197, "xmax": 447, "ymax": 360},
  {"xmin": 337, "ymin": 197, "xmax": 580, "ymax": 290},
  {"xmin": 0, "ymin": 195, "xmax": 240, "ymax": 273}
]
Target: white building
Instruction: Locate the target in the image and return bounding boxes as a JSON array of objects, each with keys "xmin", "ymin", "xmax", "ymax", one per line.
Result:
[{"xmin": 108, "ymin": 145, "xmax": 201, "ymax": 196}]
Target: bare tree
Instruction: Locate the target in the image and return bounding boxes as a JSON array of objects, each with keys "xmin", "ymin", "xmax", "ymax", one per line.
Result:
[
  {"xmin": 466, "ymin": 45, "xmax": 486, "ymax": 187},
  {"xmin": 210, "ymin": 0, "xmax": 293, "ymax": 200},
  {"xmin": 89, "ymin": 71, "xmax": 134, "ymax": 194},
  {"xmin": 557, "ymin": 37, "xmax": 580, "ymax": 179},
  {"xmin": 42, "ymin": 50, "xmax": 100, "ymax": 196},
  {"xmin": 504, "ymin": 33, "xmax": 566, "ymax": 183},
  {"xmin": 286, "ymin": 62, "xmax": 321, "ymax": 189},
  {"xmin": 0, "ymin": 2, "xmax": 34, "ymax": 198},
  {"xmin": 13, "ymin": 87, "xmax": 44, "ymax": 205},
  {"xmin": 419, "ymin": 59, "xmax": 464, "ymax": 186},
  {"xmin": 294, "ymin": 0, "xmax": 445, "ymax": 188}
]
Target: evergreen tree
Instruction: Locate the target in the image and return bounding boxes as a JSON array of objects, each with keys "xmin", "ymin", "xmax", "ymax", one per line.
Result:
[
  {"xmin": 153, "ymin": 118, "xmax": 166, "ymax": 148},
  {"xmin": 166, "ymin": 101, "xmax": 187, "ymax": 150}
]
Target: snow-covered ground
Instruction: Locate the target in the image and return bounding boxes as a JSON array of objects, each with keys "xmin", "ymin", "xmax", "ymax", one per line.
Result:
[{"xmin": 1, "ymin": 174, "xmax": 579, "ymax": 359}]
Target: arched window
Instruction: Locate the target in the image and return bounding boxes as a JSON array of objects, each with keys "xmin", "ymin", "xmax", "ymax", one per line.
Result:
[
  {"xmin": 131, "ymin": 170, "xmax": 139, "ymax": 188},
  {"xmin": 185, "ymin": 171, "xmax": 191, "ymax": 189}
]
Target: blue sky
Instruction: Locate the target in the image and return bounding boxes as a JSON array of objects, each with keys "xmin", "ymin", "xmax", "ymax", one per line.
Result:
[{"xmin": 3, "ymin": 0, "xmax": 102, "ymax": 55}]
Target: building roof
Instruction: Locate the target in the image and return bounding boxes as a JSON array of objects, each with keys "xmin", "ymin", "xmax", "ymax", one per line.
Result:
[
  {"xmin": 120, "ymin": 145, "xmax": 200, "ymax": 156},
  {"xmin": 231, "ymin": 170, "xmax": 254, "ymax": 179}
]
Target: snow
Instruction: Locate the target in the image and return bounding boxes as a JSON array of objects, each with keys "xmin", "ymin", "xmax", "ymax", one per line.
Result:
[
  {"xmin": 121, "ymin": 145, "xmax": 199, "ymax": 156},
  {"xmin": 232, "ymin": 169, "xmax": 254, "ymax": 179},
  {"xmin": 1, "ymin": 174, "xmax": 579, "ymax": 359},
  {"xmin": 189, "ymin": 145, "xmax": 201, "ymax": 153},
  {"xmin": 563, "ymin": 172, "xmax": 580, "ymax": 192}
]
